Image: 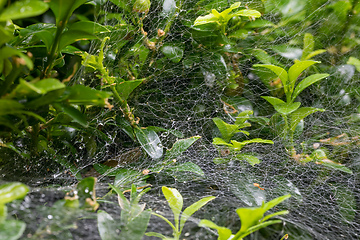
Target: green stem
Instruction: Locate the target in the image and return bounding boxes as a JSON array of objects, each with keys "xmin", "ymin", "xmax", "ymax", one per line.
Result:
[{"xmin": 44, "ymin": 20, "xmax": 67, "ymax": 78}]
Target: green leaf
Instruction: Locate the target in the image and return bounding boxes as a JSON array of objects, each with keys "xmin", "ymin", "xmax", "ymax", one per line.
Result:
[
  {"xmin": 232, "ymin": 9, "xmax": 261, "ymax": 18},
  {"xmin": 238, "ymin": 220, "xmax": 282, "ymax": 239},
  {"xmin": 0, "ymin": 182, "xmax": 29, "ymax": 205},
  {"xmin": 76, "ymin": 177, "xmax": 97, "ymax": 208},
  {"xmin": 161, "ymin": 45, "xmax": 184, "ymax": 63},
  {"xmin": 253, "ymin": 64, "xmax": 288, "ymax": 90},
  {"xmin": 162, "ymin": 186, "xmax": 183, "ymax": 231},
  {"xmin": 262, "ymin": 96, "xmax": 285, "ymax": 107},
  {"xmin": 0, "ymin": 220, "xmax": 26, "ymax": 240},
  {"xmin": 274, "ymin": 102, "xmax": 301, "ymax": 115},
  {"xmin": 230, "ymin": 138, "xmax": 273, "ymax": 151},
  {"xmin": 0, "ymin": 0, "xmax": 49, "ymax": 21},
  {"xmin": 116, "ymin": 79, "xmax": 144, "ymax": 101},
  {"xmin": 134, "ymin": 127, "xmax": 163, "ymax": 159},
  {"xmin": 166, "ymin": 162, "xmax": 204, "ymax": 176},
  {"xmin": 213, "ymin": 117, "xmax": 241, "ymax": 142},
  {"xmin": 66, "ymin": 85, "xmax": 112, "ymax": 106},
  {"xmin": 0, "ymin": 46, "xmax": 33, "ymax": 70},
  {"xmin": 0, "ymin": 100, "xmax": 24, "ymax": 116},
  {"xmin": 318, "ymin": 160, "xmax": 353, "ymax": 174},
  {"xmin": 194, "ymin": 13, "xmax": 218, "ymax": 26},
  {"xmin": 145, "ymin": 232, "xmax": 168, "ymax": 239},
  {"xmin": 288, "ymin": 60, "xmax": 319, "ymax": 92},
  {"xmin": 49, "ymin": 0, "xmax": 89, "ymax": 25},
  {"xmin": 198, "ymin": 220, "xmax": 233, "ymax": 240},
  {"xmin": 58, "ymin": 21, "xmax": 110, "ymax": 50},
  {"xmin": 234, "ymin": 154, "xmax": 261, "ymax": 166},
  {"xmin": 97, "ymin": 210, "xmax": 119, "ymax": 240},
  {"xmin": 301, "ymin": 33, "xmax": 314, "ymax": 61},
  {"xmin": 57, "ymin": 103, "xmax": 88, "ymax": 127},
  {"xmin": 234, "ymin": 110, "xmax": 253, "ymax": 125},
  {"xmin": 304, "ymin": 50, "xmax": 326, "ymax": 60},
  {"xmin": 119, "ymin": 209, "xmax": 151, "ymax": 240},
  {"xmin": 180, "ymin": 196, "xmax": 215, "ymax": 232},
  {"xmin": 212, "ymin": 137, "xmax": 233, "ymax": 146},
  {"xmin": 262, "ymin": 194, "xmax": 291, "ymax": 212},
  {"xmin": 164, "ymin": 136, "xmax": 201, "ymax": 161},
  {"xmin": 236, "ymin": 207, "xmax": 265, "ymax": 235},
  {"xmin": 347, "ymin": 56, "xmax": 360, "ymax": 72},
  {"xmin": 290, "ymin": 107, "xmax": 325, "ymax": 132}
]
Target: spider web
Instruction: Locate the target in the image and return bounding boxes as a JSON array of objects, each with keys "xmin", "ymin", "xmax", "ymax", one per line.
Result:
[{"xmin": 85, "ymin": 0, "xmax": 360, "ymax": 239}]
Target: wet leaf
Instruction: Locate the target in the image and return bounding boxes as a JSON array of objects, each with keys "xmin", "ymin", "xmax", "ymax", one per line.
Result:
[
  {"xmin": 0, "ymin": 0, "xmax": 49, "ymax": 21},
  {"xmin": 0, "ymin": 220, "xmax": 26, "ymax": 240},
  {"xmin": 167, "ymin": 162, "xmax": 204, "ymax": 176},
  {"xmin": 134, "ymin": 127, "xmax": 163, "ymax": 159},
  {"xmin": 164, "ymin": 136, "xmax": 201, "ymax": 161},
  {"xmin": 97, "ymin": 210, "xmax": 118, "ymax": 240},
  {"xmin": 161, "ymin": 45, "xmax": 184, "ymax": 63}
]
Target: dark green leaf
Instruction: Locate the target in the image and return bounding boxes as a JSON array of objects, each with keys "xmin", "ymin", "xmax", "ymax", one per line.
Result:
[
  {"xmin": 49, "ymin": 0, "xmax": 89, "ymax": 25},
  {"xmin": 57, "ymin": 103, "xmax": 88, "ymax": 127},
  {"xmin": 66, "ymin": 85, "xmax": 112, "ymax": 106},
  {"xmin": 116, "ymin": 79, "xmax": 143, "ymax": 101}
]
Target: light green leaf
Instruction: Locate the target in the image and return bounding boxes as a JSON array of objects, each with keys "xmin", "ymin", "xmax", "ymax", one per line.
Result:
[
  {"xmin": 304, "ymin": 50, "xmax": 326, "ymax": 60},
  {"xmin": 162, "ymin": 186, "xmax": 183, "ymax": 231},
  {"xmin": 212, "ymin": 137, "xmax": 232, "ymax": 146},
  {"xmin": 238, "ymin": 220, "xmax": 282, "ymax": 239},
  {"xmin": 261, "ymin": 210, "xmax": 289, "ymax": 222},
  {"xmin": 253, "ymin": 64, "xmax": 288, "ymax": 90},
  {"xmin": 213, "ymin": 117, "xmax": 241, "ymax": 142},
  {"xmin": 145, "ymin": 232, "xmax": 169, "ymax": 239},
  {"xmin": 234, "ymin": 154, "xmax": 261, "ymax": 166},
  {"xmin": 0, "ymin": 220, "xmax": 26, "ymax": 240},
  {"xmin": 288, "ymin": 60, "xmax": 319, "ymax": 91},
  {"xmin": 234, "ymin": 110, "xmax": 253, "ymax": 125},
  {"xmin": 166, "ymin": 162, "xmax": 204, "ymax": 176},
  {"xmin": 0, "ymin": 0, "xmax": 49, "ymax": 21},
  {"xmin": 194, "ymin": 13, "xmax": 218, "ymax": 26},
  {"xmin": 236, "ymin": 207, "xmax": 265, "ymax": 235},
  {"xmin": 97, "ymin": 210, "xmax": 118, "ymax": 240},
  {"xmin": 318, "ymin": 160, "xmax": 353, "ymax": 174},
  {"xmin": 119, "ymin": 209, "xmax": 151, "ymax": 240},
  {"xmin": 347, "ymin": 56, "xmax": 360, "ymax": 72},
  {"xmin": 291, "ymin": 74, "xmax": 329, "ymax": 101},
  {"xmin": 0, "ymin": 182, "xmax": 29, "ymax": 205},
  {"xmin": 262, "ymin": 96, "xmax": 285, "ymax": 107},
  {"xmin": 161, "ymin": 45, "xmax": 184, "ymax": 63},
  {"xmin": 230, "ymin": 138, "xmax": 273, "ymax": 151},
  {"xmin": 262, "ymin": 194, "xmax": 291, "ymax": 212},
  {"xmin": 199, "ymin": 219, "xmax": 233, "ymax": 240},
  {"xmin": 290, "ymin": 107, "xmax": 325, "ymax": 132},
  {"xmin": 301, "ymin": 33, "xmax": 314, "ymax": 61},
  {"xmin": 233, "ymin": 9, "xmax": 261, "ymax": 18},
  {"xmin": 164, "ymin": 136, "xmax": 201, "ymax": 161},
  {"xmin": 116, "ymin": 79, "xmax": 143, "ymax": 100},
  {"xmin": 274, "ymin": 102, "xmax": 301, "ymax": 115},
  {"xmin": 134, "ymin": 127, "xmax": 163, "ymax": 159},
  {"xmin": 180, "ymin": 196, "xmax": 215, "ymax": 232}
]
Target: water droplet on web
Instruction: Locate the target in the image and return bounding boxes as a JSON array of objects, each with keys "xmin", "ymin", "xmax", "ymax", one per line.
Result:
[{"xmin": 48, "ymin": 215, "xmax": 53, "ymax": 219}]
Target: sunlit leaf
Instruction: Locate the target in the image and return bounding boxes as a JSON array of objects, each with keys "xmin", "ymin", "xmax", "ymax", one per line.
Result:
[
  {"xmin": 162, "ymin": 186, "xmax": 183, "ymax": 230},
  {"xmin": 0, "ymin": 182, "xmax": 29, "ymax": 205},
  {"xmin": 199, "ymin": 220, "xmax": 233, "ymax": 240}
]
